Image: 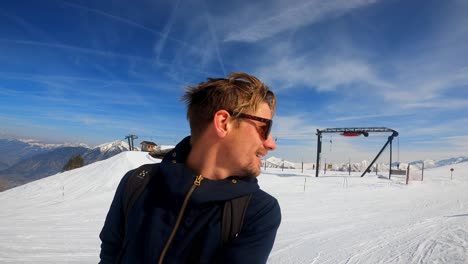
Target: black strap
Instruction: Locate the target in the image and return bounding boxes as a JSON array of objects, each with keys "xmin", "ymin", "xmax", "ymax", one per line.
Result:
[
  {"xmin": 123, "ymin": 163, "xmax": 159, "ymax": 227},
  {"xmin": 221, "ymin": 193, "xmax": 252, "ymax": 245}
]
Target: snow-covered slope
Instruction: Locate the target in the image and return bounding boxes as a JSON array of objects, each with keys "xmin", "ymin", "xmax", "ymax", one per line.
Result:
[
  {"xmin": 259, "ymin": 163, "xmax": 468, "ymax": 264},
  {"xmin": 0, "ymin": 139, "xmax": 135, "ymax": 191},
  {"xmin": 0, "ymin": 152, "xmax": 158, "ymax": 263},
  {"xmin": 0, "ymin": 153, "xmax": 467, "ymax": 263}
]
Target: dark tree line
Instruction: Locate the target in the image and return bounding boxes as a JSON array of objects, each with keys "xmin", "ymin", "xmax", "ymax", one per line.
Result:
[{"xmin": 63, "ymin": 155, "xmax": 84, "ymax": 172}]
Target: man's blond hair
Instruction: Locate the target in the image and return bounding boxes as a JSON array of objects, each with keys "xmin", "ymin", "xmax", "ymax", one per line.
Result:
[{"xmin": 182, "ymin": 72, "xmax": 276, "ymax": 141}]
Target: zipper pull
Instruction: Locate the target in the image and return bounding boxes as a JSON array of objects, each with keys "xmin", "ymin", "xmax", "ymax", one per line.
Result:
[{"xmin": 194, "ymin": 175, "xmax": 203, "ymax": 186}]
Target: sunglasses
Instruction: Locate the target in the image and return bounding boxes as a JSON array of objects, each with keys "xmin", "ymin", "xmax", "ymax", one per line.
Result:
[{"xmin": 229, "ymin": 111, "xmax": 272, "ymax": 140}]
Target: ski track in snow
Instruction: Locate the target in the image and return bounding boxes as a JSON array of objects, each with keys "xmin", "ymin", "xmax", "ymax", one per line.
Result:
[{"xmin": 1, "ymin": 152, "xmax": 467, "ymax": 263}]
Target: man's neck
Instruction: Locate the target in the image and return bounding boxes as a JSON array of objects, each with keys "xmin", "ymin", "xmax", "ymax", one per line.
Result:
[{"xmin": 186, "ymin": 142, "xmax": 230, "ymax": 180}]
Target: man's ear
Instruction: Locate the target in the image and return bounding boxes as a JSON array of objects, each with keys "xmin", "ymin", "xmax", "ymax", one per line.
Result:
[{"xmin": 213, "ymin": 110, "xmax": 231, "ymax": 138}]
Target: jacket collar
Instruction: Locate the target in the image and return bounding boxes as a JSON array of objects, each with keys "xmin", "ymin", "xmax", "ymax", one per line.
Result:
[
  {"xmin": 159, "ymin": 136, "xmax": 259, "ymax": 204},
  {"xmin": 162, "ymin": 136, "xmax": 192, "ymax": 164}
]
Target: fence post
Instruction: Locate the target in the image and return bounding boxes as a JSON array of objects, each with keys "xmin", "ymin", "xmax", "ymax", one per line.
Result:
[
  {"xmin": 421, "ymin": 162, "xmax": 424, "ymax": 181},
  {"xmin": 405, "ymin": 164, "xmax": 410, "ymax": 185}
]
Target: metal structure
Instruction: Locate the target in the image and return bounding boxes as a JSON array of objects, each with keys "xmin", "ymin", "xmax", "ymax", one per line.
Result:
[
  {"xmin": 125, "ymin": 134, "xmax": 138, "ymax": 151},
  {"xmin": 315, "ymin": 127, "xmax": 399, "ymax": 178}
]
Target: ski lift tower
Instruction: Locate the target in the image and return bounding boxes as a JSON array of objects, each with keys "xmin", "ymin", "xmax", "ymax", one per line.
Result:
[
  {"xmin": 125, "ymin": 134, "xmax": 138, "ymax": 151},
  {"xmin": 315, "ymin": 127, "xmax": 399, "ymax": 178}
]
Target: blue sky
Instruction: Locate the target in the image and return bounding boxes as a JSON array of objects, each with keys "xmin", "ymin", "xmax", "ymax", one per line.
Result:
[{"xmin": 1, "ymin": 0, "xmax": 467, "ymax": 163}]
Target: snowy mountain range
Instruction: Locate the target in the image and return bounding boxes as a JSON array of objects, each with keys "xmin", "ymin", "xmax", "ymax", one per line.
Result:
[
  {"xmin": 0, "ymin": 138, "xmax": 132, "ymax": 191},
  {"xmin": 0, "ymin": 138, "xmax": 90, "ymax": 169},
  {"xmin": 1, "ymin": 136, "xmax": 467, "ymax": 191}
]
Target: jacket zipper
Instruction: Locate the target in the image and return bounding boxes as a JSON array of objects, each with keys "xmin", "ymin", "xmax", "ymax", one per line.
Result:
[{"xmin": 158, "ymin": 174, "xmax": 204, "ymax": 264}]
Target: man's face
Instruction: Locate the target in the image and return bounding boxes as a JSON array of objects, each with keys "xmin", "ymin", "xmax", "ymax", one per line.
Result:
[{"xmin": 225, "ymin": 102, "xmax": 277, "ymax": 177}]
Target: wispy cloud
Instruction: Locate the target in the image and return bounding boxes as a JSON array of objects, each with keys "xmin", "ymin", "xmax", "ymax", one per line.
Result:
[
  {"xmin": 274, "ymin": 114, "xmax": 321, "ymax": 140},
  {"xmin": 60, "ymin": 0, "xmax": 187, "ymax": 47},
  {"xmin": 443, "ymin": 135, "xmax": 468, "ymax": 151},
  {"xmin": 153, "ymin": 0, "xmax": 182, "ymax": 63},
  {"xmin": 252, "ymin": 4, "xmax": 468, "ymax": 130},
  {"xmin": 393, "ymin": 117, "xmax": 468, "ymax": 147},
  {"xmin": 332, "ymin": 113, "xmax": 404, "ymax": 122},
  {"xmin": 203, "ymin": 1, "xmax": 226, "ymax": 76},
  {"xmin": 224, "ymin": 0, "xmax": 379, "ymax": 42},
  {"xmin": 383, "ymin": 66, "xmax": 468, "ymax": 105},
  {"xmin": 0, "ymin": 38, "xmax": 151, "ymax": 62},
  {"xmin": 0, "ymin": 72, "xmax": 160, "ymax": 89},
  {"xmin": 0, "ymin": 8, "xmax": 122, "ymax": 81},
  {"xmin": 0, "ymin": 38, "xmax": 220, "ymax": 81},
  {"xmin": 258, "ymin": 54, "xmax": 391, "ymax": 93},
  {"xmin": 398, "ymin": 134, "xmax": 468, "ymax": 161},
  {"xmin": 401, "ymin": 98, "xmax": 468, "ymax": 111}
]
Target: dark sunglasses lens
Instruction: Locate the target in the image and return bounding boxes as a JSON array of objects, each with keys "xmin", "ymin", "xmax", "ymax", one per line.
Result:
[
  {"xmin": 232, "ymin": 112, "xmax": 272, "ymax": 140},
  {"xmin": 262, "ymin": 122, "xmax": 272, "ymax": 140}
]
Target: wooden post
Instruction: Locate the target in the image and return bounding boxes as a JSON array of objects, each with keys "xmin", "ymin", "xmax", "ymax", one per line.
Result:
[
  {"xmin": 303, "ymin": 177, "xmax": 306, "ymax": 192},
  {"xmin": 389, "ymin": 139, "xmax": 393, "ymax": 179},
  {"xmin": 405, "ymin": 165, "xmax": 410, "ymax": 185},
  {"xmin": 349, "ymin": 161, "xmax": 351, "ymax": 176}
]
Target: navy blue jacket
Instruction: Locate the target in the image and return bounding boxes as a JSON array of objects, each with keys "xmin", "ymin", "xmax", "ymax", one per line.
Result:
[{"xmin": 99, "ymin": 137, "xmax": 281, "ymax": 263}]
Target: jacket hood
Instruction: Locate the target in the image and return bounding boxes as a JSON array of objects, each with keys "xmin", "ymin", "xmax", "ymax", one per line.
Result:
[{"xmin": 159, "ymin": 136, "xmax": 259, "ymax": 205}]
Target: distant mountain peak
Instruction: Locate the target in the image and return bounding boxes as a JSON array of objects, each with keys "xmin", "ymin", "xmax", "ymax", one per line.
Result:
[
  {"xmin": 92, "ymin": 140, "xmax": 130, "ymax": 152},
  {"xmin": 17, "ymin": 138, "xmax": 89, "ymax": 149},
  {"xmin": 81, "ymin": 140, "xmax": 132, "ymax": 166}
]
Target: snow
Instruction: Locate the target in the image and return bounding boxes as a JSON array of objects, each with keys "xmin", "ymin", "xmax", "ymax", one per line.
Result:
[
  {"xmin": 1, "ymin": 152, "xmax": 467, "ymax": 263},
  {"xmin": 262, "ymin": 167, "xmax": 468, "ymax": 264},
  {"xmin": 92, "ymin": 140, "xmax": 129, "ymax": 152}
]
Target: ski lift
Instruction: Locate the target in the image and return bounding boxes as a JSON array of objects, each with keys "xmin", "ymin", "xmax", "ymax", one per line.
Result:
[{"xmin": 316, "ymin": 127, "xmax": 398, "ymax": 178}]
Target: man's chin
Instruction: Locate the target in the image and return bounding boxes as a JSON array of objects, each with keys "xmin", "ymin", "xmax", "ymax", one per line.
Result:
[
  {"xmin": 251, "ymin": 168, "xmax": 261, "ymax": 177},
  {"xmin": 241, "ymin": 167, "xmax": 261, "ymax": 178}
]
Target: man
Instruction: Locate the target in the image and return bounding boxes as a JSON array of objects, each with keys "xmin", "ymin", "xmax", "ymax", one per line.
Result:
[{"xmin": 99, "ymin": 72, "xmax": 281, "ymax": 263}]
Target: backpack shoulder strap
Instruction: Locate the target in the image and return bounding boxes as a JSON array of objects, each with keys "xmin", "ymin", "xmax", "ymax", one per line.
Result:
[
  {"xmin": 123, "ymin": 163, "xmax": 160, "ymax": 226},
  {"xmin": 221, "ymin": 193, "xmax": 253, "ymax": 245}
]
